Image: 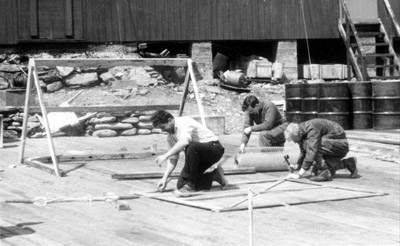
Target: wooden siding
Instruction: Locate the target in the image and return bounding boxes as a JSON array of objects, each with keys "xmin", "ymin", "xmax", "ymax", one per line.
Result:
[
  {"xmin": 4, "ymin": 0, "xmax": 340, "ymax": 44},
  {"xmin": 82, "ymin": 0, "xmax": 340, "ymax": 43},
  {"xmin": 378, "ymin": 0, "xmax": 400, "ymax": 37},
  {"xmin": 0, "ymin": 0, "xmax": 18, "ymax": 44},
  {"xmin": 17, "ymin": 0, "xmax": 83, "ymax": 42}
]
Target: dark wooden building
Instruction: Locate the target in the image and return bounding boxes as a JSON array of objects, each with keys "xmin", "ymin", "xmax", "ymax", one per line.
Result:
[{"xmin": 1, "ymin": 0, "xmax": 399, "ymax": 44}]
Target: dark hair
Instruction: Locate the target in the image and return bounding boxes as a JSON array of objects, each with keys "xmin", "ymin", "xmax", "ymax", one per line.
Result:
[
  {"xmin": 242, "ymin": 95, "xmax": 259, "ymax": 112},
  {"xmin": 150, "ymin": 110, "xmax": 174, "ymax": 127}
]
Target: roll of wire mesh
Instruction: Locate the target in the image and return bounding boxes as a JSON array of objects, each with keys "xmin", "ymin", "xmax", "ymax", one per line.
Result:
[{"xmin": 235, "ymin": 145, "xmax": 300, "ymax": 172}]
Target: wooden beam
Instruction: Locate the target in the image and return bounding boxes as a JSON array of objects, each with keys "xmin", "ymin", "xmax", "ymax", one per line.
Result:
[
  {"xmin": 32, "ymin": 58, "xmax": 189, "ymax": 68},
  {"xmin": 111, "ymin": 167, "xmax": 256, "ymax": 180},
  {"xmin": 32, "ymin": 152, "xmax": 157, "ymax": 163},
  {"xmin": 24, "ymin": 158, "xmax": 66, "ymax": 177},
  {"xmin": 27, "ymin": 104, "xmax": 180, "ymax": 113}
]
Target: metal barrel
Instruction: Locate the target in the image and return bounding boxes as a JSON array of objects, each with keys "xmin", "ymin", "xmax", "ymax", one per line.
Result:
[
  {"xmin": 318, "ymin": 82, "xmax": 350, "ymax": 130},
  {"xmin": 372, "ymin": 80, "xmax": 400, "ymax": 130},
  {"xmin": 225, "ymin": 71, "xmax": 247, "ymax": 88},
  {"xmin": 301, "ymin": 82, "xmax": 319, "ymax": 122},
  {"xmin": 348, "ymin": 81, "xmax": 372, "ymax": 129},
  {"xmin": 285, "ymin": 83, "xmax": 302, "ymax": 123}
]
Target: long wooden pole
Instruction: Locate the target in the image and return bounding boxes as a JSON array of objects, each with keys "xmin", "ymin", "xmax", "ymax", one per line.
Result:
[
  {"xmin": 178, "ymin": 68, "xmax": 190, "ymax": 116},
  {"xmin": 18, "ymin": 60, "xmax": 34, "ymax": 163},
  {"xmin": 187, "ymin": 59, "xmax": 206, "ymax": 126},
  {"xmin": 31, "ymin": 61, "xmax": 62, "ymax": 177},
  {"xmin": 248, "ymin": 188, "xmax": 254, "ymax": 246}
]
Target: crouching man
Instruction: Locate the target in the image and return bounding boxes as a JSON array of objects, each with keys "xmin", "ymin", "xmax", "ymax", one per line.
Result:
[
  {"xmin": 284, "ymin": 118, "xmax": 358, "ymax": 182},
  {"xmin": 150, "ymin": 110, "xmax": 228, "ymax": 195}
]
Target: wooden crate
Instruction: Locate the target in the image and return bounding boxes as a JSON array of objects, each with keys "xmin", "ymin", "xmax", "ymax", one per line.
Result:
[
  {"xmin": 299, "ymin": 64, "xmax": 321, "ymax": 79},
  {"xmin": 320, "ymin": 64, "xmax": 345, "ymax": 79}
]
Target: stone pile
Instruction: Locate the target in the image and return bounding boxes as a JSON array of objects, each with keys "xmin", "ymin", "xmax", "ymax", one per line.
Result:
[{"xmin": 85, "ymin": 110, "xmax": 163, "ymax": 138}]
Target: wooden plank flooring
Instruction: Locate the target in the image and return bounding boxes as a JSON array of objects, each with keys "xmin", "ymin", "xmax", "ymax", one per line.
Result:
[{"xmin": 0, "ymin": 131, "xmax": 399, "ymax": 245}]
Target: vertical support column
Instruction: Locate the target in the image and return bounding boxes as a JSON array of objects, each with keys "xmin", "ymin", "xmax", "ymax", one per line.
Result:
[
  {"xmin": 275, "ymin": 41, "xmax": 298, "ymax": 80},
  {"xmin": 191, "ymin": 42, "xmax": 213, "ymax": 80}
]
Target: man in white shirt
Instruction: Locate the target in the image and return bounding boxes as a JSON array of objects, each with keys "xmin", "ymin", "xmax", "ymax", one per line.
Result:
[{"xmin": 150, "ymin": 110, "xmax": 228, "ymax": 195}]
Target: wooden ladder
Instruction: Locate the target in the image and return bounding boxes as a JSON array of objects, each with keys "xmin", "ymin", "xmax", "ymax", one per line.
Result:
[{"xmin": 338, "ymin": 0, "xmax": 400, "ymax": 81}]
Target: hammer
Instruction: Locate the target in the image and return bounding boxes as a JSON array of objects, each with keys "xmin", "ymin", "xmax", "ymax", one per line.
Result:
[{"xmin": 284, "ymin": 155, "xmax": 294, "ymax": 173}]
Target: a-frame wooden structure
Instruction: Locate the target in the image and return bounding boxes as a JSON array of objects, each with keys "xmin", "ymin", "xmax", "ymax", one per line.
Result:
[{"xmin": 19, "ymin": 58, "xmax": 206, "ymax": 177}]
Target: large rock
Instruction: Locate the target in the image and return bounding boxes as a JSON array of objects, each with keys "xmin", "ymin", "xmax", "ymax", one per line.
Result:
[
  {"xmin": 47, "ymin": 81, "xmax": 63, "ymax": 92},
  {"xmin": 137, "ymin": 129, "xmax": 151, "ymax": 135},
  {"xmin": 94, "ymin": 123, "xmax": 133, "ymax": 131},
  {"xmin": 121, "ymin": 117, "xmax": 139, "ymax": 124},
  {"xmin": 93, "ymin": 129, "xmax": 118, "ymax": 138},
  {"xmin": 137, "ymin": 121, "xmax": 153, "ymax": 130},
  {"xmin": 56, "ymin": 66, "xmax": 74, "ymax": 77},
  {"xmin": 66, "ymin": 73, "xmax": 98, "ymax": 86},
  {"xmin": 89, "ymin": 116, "xmax": 116, "ymax": 124},
  {"xmin": 120, "ymin": 128, "xmax": 138, "ymax": 136}
]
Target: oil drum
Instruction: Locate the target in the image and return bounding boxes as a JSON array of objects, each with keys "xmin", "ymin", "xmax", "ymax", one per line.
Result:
[
  {"xmin": 285, "ymin": 83, "xmax": 302, "ymax": 123},
  {"xmin": 372, "ymin": 80, "xmax": 400, "ymax": 130},
  {"xmin": 348, "ymin": 82, "xmax": 372, "ymax": 129},
  {"xmin": 301, "ymin": 82, "xmax": 319, "ymax": 121},
  {"xmin": 318, "ymin": 82, "xmax": 350, "ymax": 129},
  {"xmin": 224, "ymin": 71, "xmax": 247, "ymax": 88}
]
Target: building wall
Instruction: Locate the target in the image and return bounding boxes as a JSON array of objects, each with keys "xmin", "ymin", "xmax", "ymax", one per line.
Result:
[{"xmin": 1, "ymin": 0, "xmax": 341, "ymax": 44}]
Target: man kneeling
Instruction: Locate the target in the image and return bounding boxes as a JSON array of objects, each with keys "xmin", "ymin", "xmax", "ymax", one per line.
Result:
[
  {"xmin": 150, "ymin": 110, "xmax": 228, "ymax": 196},
  {"xmin": 284, "ymin": 118, "xmax": 358, "ymax": 182}
]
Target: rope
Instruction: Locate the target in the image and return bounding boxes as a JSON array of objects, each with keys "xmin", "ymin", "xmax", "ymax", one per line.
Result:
[{"xmin": 300, "ymin": 0, "xmax": 314, "ymax": 80}]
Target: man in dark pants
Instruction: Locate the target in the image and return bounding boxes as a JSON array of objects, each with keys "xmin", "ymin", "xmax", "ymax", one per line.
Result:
[
  {"xmin": 150, "ymin": 110, "xmax": 228, "ymax": 195},
  {"xmin": 240, "ymin": 95, "xmax": 288, "ymax": 153},
  {"xmin": 284, "ymin": 118, "xmax": 358, "ymax": 182}
]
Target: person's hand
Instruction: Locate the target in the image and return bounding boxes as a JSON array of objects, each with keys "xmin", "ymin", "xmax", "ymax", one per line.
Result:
[
  {"xmin": 155, "ymin": 154, "xmax": 168, "ymax": 167},
  {"xmin": 286, "ymin": 173, "xmax": 300, "ymax": 179},
  {"xmin": 157, "ymin": 178, "xmax": 167, "ymax": 192},
  {"xmin": 289, "ymin": 163, "xmax": 299, "ymax": 171},
  {"xmin": 239, "ymin": 143, "xmax": 246, "ymax": 154},
  {"xmin": 243, "ymin": 127, "xmax": 252, "ymax": 135}
]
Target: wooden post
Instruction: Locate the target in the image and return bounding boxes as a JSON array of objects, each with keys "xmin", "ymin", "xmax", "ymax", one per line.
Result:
[
  {"xmin": 0, "ymin": 115, "xmax": 3, "ymax": 148},
  {"xmin": 187, "ymin": 59, "xmax": 206, "ymax": 126},
  {"xmin": 178, "ymin": 68, "xmax": 190, "ymax": 116},
  {"xmin": 32, "ymin": 62, "xmax": 61, "ymax": 177},
  {"xmin": 248, "ymin": 188, "xmax": 254, "ymax": 246},
  {"xmin": 19, "ymin": 60, "xmax": 62, "ymax": 177},
  {"xmin": 18, "ymin": 60, "xmax": 34, "ymax": 163}
]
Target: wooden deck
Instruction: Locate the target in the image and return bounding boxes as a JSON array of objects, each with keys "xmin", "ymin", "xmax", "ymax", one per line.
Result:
[{"xmin": 0, "ymin": 131, "xmax": 399, "ymax": 245}]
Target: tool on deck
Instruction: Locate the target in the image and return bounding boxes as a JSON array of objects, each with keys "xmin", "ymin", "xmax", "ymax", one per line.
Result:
[
  {"xmin": 284, "ymin": 154, "xmax": 293, "ymax": 173},
  {"xmin": 4, "ymin": 192, "xmax": 138, "ymax": 211}
]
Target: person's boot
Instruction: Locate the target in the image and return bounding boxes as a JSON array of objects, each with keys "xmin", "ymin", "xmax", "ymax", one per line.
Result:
[
  {"xmin": 212, "ymin": 166, "xmax": 229, "ymax": 190},
  {"xmin": 309, "ymin": 169, "xmax": 332, "ymax": 182},
  {"xmin": 342, "ymin": 157, "xmax": 358, "ymax": 178}
]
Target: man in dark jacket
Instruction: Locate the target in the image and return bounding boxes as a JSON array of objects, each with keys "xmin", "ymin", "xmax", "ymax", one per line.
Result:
[
  {"xmin": 284, "ymin": 118, "xmax": 358, "ymax": 182},
  {"xmin": 239, "ymin": 95, "xmax": 288, "ymax": 153}
]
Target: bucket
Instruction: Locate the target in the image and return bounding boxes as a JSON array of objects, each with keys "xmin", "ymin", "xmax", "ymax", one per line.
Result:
[
  {"xmin": 318, "ymin": 82, "xmax": 350, "ymax": 129},
  {"xmin": 225, "ymin": 71, "xmax": 247, "ymax": 88},
  {"xmin": 372, "ymin": 80, "xmax": 400, "ymax": 130},
  {"xmin": 348, "ymin": 82, "xmax": 372, "ymax": 129}
]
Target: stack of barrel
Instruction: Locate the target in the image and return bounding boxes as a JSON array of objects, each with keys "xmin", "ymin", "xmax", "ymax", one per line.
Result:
[{"xmin": 285, "ymin": 80, "xmax": 400, "ymax": 130}]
